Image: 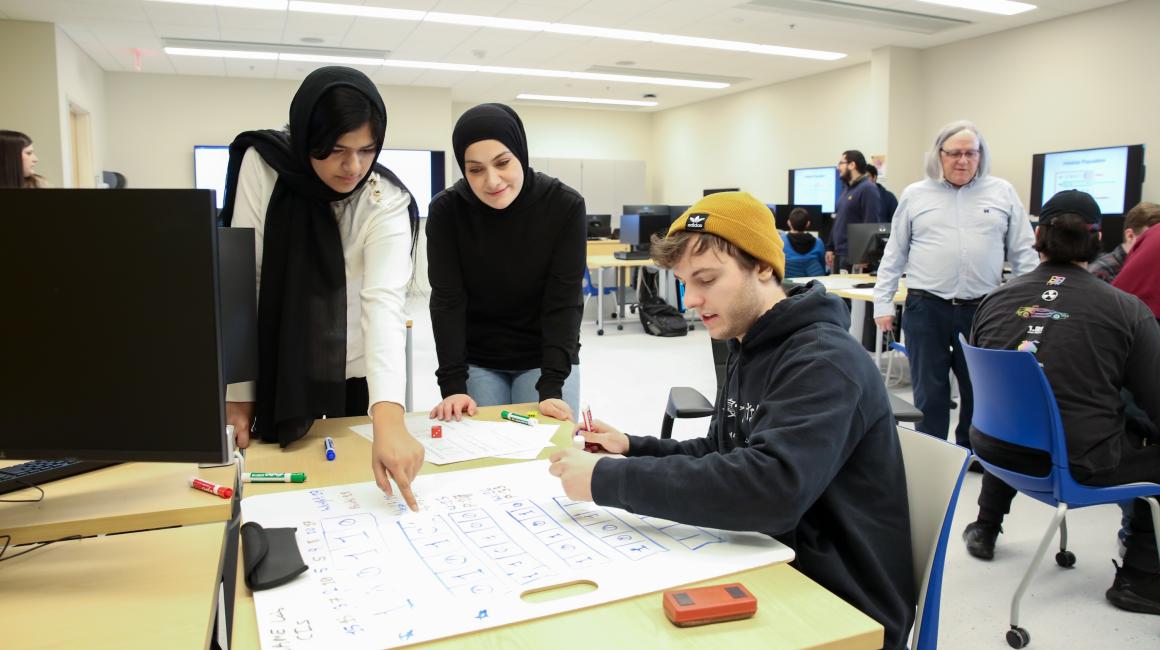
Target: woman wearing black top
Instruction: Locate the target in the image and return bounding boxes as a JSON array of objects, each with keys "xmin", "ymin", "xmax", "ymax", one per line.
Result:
[{"xmin": 427, "ymin": 103, "xmax": 586, "ymax": 422}]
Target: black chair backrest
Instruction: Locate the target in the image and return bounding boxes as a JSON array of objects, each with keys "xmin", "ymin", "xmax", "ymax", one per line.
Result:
[{"xmin": 711, "ymin": 338, "xmax": 729, "ymax": 394}]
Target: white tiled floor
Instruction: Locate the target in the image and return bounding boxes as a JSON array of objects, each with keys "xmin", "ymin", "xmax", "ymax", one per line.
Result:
[{"xmin": 405, "ymin": 295, "xmax": 1158, "ymax": 648}]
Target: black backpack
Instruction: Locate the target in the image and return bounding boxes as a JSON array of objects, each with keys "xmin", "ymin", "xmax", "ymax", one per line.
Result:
[{"xmin": 637, "ymin": 270, "xmax": 688, "ymax": 337}]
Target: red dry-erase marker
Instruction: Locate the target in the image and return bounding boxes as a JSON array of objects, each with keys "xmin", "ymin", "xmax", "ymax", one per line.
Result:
[
  {"xmin": 189, "ymin": 476, "xmax": 233, "ymax": 499},
  {"xmin": 580, "ymin": 404, "xmax": 607, "ymax": 453}
]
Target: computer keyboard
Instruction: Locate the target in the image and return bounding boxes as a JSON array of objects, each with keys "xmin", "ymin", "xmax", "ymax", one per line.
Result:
[{"xmin": 0, "ymin": 458, "xmax": 120, "ymax": 495}]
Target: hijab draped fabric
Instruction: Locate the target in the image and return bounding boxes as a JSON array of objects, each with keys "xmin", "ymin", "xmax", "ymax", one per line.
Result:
[{"xmin": 220, "ymin": 66, "xmax": 415, "ymax": 446}]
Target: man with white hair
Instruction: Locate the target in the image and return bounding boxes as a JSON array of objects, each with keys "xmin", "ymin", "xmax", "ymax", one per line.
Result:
[{"xmin": 873, "ymin": 121, "xmax": 1038, "ymax": 452}]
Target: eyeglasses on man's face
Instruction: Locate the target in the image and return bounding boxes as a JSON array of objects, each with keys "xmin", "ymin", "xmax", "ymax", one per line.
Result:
[{"xmin": 940, "ymin": 148, "xmax": 981, "ymax": 161}]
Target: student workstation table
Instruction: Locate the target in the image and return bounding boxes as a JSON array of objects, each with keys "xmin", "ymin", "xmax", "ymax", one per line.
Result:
[
  {"xmin": 231, "ymin": 405, "xmax": 883, "ymax": 650},
  {"xmin": 0, "ymin": 461, "xmax": 238, "ymax": 649}
]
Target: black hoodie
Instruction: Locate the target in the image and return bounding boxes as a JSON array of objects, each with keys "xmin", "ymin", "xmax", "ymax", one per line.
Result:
[
  {"xmin": 427, "ymin": 171, "xmax": 586, "ymax": 401},
  {"xmin": 592, "ymin": 282, "xmax": 915, "ymax": 648}
]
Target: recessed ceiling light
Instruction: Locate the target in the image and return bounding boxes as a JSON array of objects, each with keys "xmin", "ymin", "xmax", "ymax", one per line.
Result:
[
  {"xmin": 147, "ymin": 0, "xmax": 846, "ymax": 60},
  {"xmin": 516, "ymin": 93, "xmax": 658, "ymax": 107},
  {"xmin": 915, "ymin": 0, "xmax": 1036, "ymax": 16}
]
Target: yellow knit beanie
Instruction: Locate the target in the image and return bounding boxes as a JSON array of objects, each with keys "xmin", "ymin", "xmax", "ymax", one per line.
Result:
[{"xmin": 667, "ymin": 191, "xmax": 785, "ymax": 279}]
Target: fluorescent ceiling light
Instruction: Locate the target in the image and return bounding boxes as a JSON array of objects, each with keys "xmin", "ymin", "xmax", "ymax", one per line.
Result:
[
  {"xmin": 164, "ymin": 47, "xmax": 729, "ymax": 88},
  {"xmin": 165, "ymin": 46, "xmax": 279, "ymax": 60},
  {"xmin": 915, "ymin": 0, "xmax": 1036, "ymax": 15},
  {"xmin": 151, "ymin": 0, "xmax": 287, "ymax": 9},
  {"xmin": 150, "ymin": 0, "xmax": 845, "ymax": 61},
  {"xmin": 517, "ymin": 94, "xmax": 657, "ymax": 107},
  {"xmin": 288, "ymin": 1, "xmax": 422, "ymax": 20},
  {"xmin": 278, "ymin": 53, "xmax": 386, "ymax": 66}
]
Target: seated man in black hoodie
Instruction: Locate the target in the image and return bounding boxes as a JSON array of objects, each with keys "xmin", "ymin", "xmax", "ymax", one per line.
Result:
[{"xmin": 548, "ymin": 191, "xmax": 915, "ymax": 649}]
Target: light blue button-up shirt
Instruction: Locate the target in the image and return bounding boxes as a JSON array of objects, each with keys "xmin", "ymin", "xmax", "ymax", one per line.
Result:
[{"xmin": 873, "ymin": 175, "xmax": 1038, "ymax": 318}]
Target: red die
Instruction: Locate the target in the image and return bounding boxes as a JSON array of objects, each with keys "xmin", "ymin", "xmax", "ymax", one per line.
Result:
[{"xmin": 431, "ymin": 425, "xmax": 442, "ymax": 439}]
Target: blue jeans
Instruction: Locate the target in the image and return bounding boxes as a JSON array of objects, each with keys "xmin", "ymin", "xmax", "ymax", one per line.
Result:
[
  {"xmin": 467, "ymin": 364, "xmax": 581, "ymax": 417},
  {"xmin": 902, "ymin": 293, "xmax": 977, "ymax": 449}
]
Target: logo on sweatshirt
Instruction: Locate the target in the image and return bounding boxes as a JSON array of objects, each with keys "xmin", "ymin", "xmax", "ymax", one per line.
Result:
[
  {"xmin": 1041, "ymin": 289, "xmax": 1059, "ymax": 302},
  {"xmin": 1017, "ymin": 340, "xmax": 1039, "ymax": 354},
  {"xmin": 1027, "ymin": 325, "xmax": 1044, "ymax": 335},
  {"xmin": 1046, "ymin": 275, "xmax": 1066, "ymax": 286},
  {"xmin": 1016, "ymin": 305, "xmax": 1069, "ymax": 320},
  {"xmin": 685, "ymin": 213, "xmax": 708, "ymax": 231}
]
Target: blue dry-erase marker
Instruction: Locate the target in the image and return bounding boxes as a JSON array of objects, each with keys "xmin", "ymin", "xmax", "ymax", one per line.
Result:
[{"xmin": 324, "ymin": 436, "xmax": 336, "ymax": 461}]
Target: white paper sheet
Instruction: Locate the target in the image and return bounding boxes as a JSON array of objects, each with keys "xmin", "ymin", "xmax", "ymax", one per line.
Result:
[
  {"xmin": 350, "ymin": 417, "xmax": 557, "ymax": 465},
  {"xmin": 242, "ymin": 460, "xmax": 794, "ymax": 649}
]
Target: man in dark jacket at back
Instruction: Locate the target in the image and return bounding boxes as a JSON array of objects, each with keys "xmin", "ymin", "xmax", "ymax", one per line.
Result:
[
  {"xmin": 548, "ymin": 191, "xmax": 915, "ymax": 649},
  {"xmin": 868, "ymin": 164, "xmax": 899, "ymax": 224}
]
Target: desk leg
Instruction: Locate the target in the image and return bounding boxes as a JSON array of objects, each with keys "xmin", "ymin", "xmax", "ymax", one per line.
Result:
[
  {"xmin": 596, "ymin": 268, "xmax": 605, "ymax": 336},
  {"xmin": 848, "ymin": 300, "xmax": 864, "ymax": 340},
  {"xmin": 616, "ymin": 267, "xmax": 625, "ymax": 330}
]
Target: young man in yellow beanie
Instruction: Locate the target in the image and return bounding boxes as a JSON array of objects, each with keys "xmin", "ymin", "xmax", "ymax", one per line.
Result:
[{"xmin": 549, "ymin": 191, "xmax": 915, "ymax": 649}]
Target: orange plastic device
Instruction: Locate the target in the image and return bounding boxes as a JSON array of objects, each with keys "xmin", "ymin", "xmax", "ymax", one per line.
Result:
[{"xmin": 662, "ymin": 582, "xmax": 758, "ymax": 627}]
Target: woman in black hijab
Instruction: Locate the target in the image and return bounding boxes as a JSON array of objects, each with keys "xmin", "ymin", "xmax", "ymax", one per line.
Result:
[
  {"xmin": 427, "ymin": 103, "xmax": 586, "ymax": 422},
  {"xmin": 220, "ymin": 66, "xmax": 423, "ymax": 508}
]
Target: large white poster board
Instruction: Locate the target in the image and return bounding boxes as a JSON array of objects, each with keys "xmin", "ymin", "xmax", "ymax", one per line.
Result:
[{"xmin": 241, "ymin": 460, "xmax": 794, "ymax": 649}]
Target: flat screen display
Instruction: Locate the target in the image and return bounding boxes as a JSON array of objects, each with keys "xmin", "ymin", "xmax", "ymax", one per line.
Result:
[
  {"xmin": 194, "ymin": 146, "xmax": 446, "ymax": 216},
  {"xmin": 789, "ymin": 166, "xmax": 839, "ymax": 214},
  {"xmin": 1030, "ymin": 144, "xmax": 1145, "ymax": 217}
]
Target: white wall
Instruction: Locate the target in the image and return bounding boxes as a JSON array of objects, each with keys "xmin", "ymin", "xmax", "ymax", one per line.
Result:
[
  {"xmin": 648, "ymin": 0, "xmax": 1156, "ymax": 210},
  {"xmin": 55, "ymin": 27, "xmax": 107, "ymax": 187},
  {"xmin": 104, "ymin": 73, "xmax": 453, "ymax": 190},
  {"xmin": 0, "ymin": 21, "xmax": 62, "ymax": 187},
  {"xmin": 920, "ymin": 0, "xmax": 1159, "ymax": 207},
  {"xmin": 451, "ymin": 101, "xmax": 655, "ymax": 193},
  {"xmin": 651, "ymin": 63, "xmax": 872, "ymax": 205}
]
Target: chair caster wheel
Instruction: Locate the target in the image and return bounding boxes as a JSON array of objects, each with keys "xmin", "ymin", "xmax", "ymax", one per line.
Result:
[
  {"xmin": 597, "ymin": 329, "xmax": 604, "ymax": 336},
  {"xmin": 1055, "ymin": 550, "xmax": 1076, "ymax": 567},
  {"xmin": 1006, "ymin": 626, "xmax": 1030, "ymax": 648},
  {"xmin": 617, "ymin": 324, "xmax": 623, "ymax": 330}
]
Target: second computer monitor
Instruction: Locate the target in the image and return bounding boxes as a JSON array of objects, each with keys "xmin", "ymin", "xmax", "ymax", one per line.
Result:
[
  {"xmin": 586, "ymin": 214, "xmax": 612, "ymax": 239},
  {"xmin": 847, "ymin": 222, "xmax": 892, "ymax": 272},
  {"xmin": 620, "ymin": 213, "xmax": 673, "ymax": 251}
]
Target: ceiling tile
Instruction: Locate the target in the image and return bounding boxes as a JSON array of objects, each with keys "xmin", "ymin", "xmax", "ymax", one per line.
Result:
[
  {"xmin": 151, "ymin": 22, "xmax": 222, "ymax": 41},
  {"xmin": 226, "ymin": 57, "xmax": 278, "ymax": 78},
  {"xmin": 143, "ymin": 2, "xmax": 217, "ymax": 28},
  {"xmin": 168, "ymin": 54, "xmax": 228, "ymax": 77},
  {"xmin": 340, "ymin": 18, "xmax": 420, "ymax": 51},
  {"xmin": 389, "ymin": 22, "xmax": 477, "ymax": 60},
  {"xmin": 215, "ymin": 6, "xmax": 286, "ymax": 33},
  {"xmin": 282, "ymin": 11, "xmax": 356, "ymax": 45}
]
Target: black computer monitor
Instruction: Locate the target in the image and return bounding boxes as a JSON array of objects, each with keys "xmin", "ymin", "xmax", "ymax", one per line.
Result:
[
  {"xmin": 586, "ymin": 214, "xmax": 612, "ymax": 239},
  {"xmin": 847, "ymin": 222, "xmax": 892, "ymax": 272},
  {"xmin": 772, "ymin": 204, "xmax": 832, "ymax": 244},
  {"xmin": 703, "ymin": 188, "xmax": 739, "ymax": 196},
  {"xmin": 217, "ymin": 228, "xmax": 258, "ymax": 385},
  {"xmin": 620, "ymin": 213, "xmax": 672, "ymax": 252},
  {"xmin": 622, "ymin": 204, "xmax": 670, "ymax": 218},
  {"xmin": 0, "ymin": 189, "xmax": 236, "ymax": 464},
  {"xmin": 667, "ymin": 205, "xmax": 691, "ymax": 222}
]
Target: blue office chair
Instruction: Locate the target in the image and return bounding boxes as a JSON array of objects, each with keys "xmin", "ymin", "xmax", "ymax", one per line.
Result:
[
  {"xmin": 582, "ymin": 266, "xmax": 617, "ymax": 301},
  {"xmin": 898, "ymin": 426, "xmax": 971, "ymax": 650},
  {"xmin": 959, "ymin": 334, "xmax": 1160, "ymax": 649}
]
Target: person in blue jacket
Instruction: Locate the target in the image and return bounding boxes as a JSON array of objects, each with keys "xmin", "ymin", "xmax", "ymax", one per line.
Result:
[{"xmin": 781, "ymin": 207, "xmax": 827, "ymax": 278}]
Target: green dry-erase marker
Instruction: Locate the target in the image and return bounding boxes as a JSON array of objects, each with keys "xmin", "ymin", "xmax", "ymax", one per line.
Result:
[{"xmin": 243, "ymin": 472, "xmax": 306, "ymax": 483}]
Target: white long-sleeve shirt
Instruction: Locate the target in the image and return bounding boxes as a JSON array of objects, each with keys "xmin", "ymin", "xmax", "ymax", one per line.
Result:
[
  {"xmin": 873, "ymin": 175, "xmax": 1038, "ymax": 318},
  {"xmin": 225, "ymin": 147, "xmax": 412, "ymax": 409}
]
